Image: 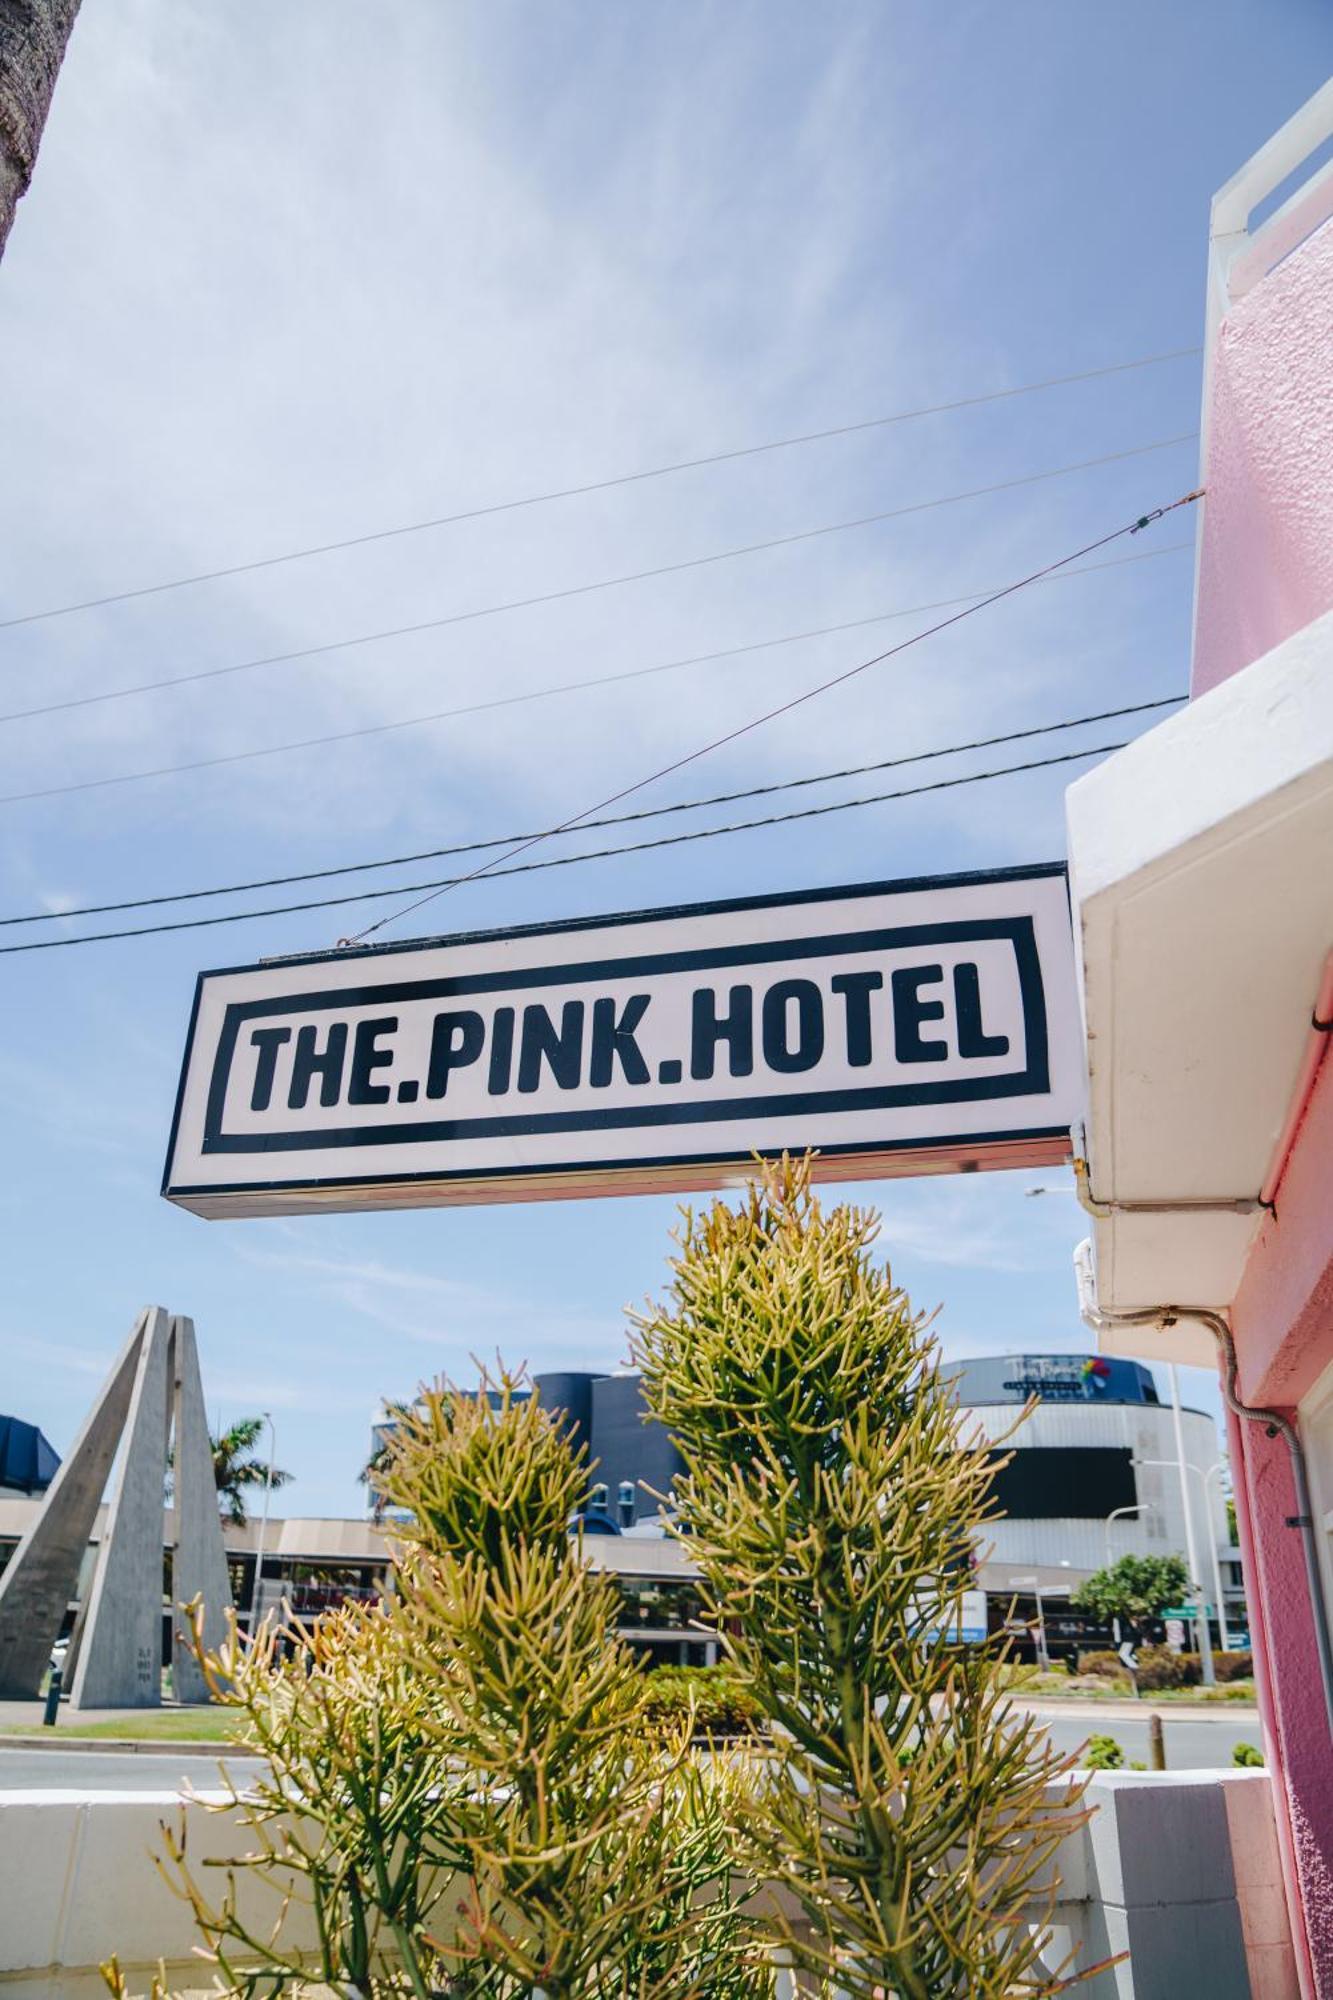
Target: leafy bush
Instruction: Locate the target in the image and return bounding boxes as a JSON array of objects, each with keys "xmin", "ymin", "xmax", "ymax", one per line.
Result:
[
  {"xmin": 1020, "ymin": 1669, "xmax": 1083, "ymax": 1695},
  {"xmin": 1215, "ymin": 1651, "xmax": 1254, "ymax": 1683},
  {"xmin": 1076, "ymin": 1650, "xmax": 1131, "ymax": 1682},
  {"xmin": 1072, "ymin": 1554, "xmax": 1189, "ymax": 1624},
  {"xmin": 1084, "ymin": 1734, "xmax": 1125, "ymax": 1770},
  {"xmin": 639, "ymin": 1664, "xmax": 765, "ymax": 1734},
  {"xmin": 1136, "ymin": 1645, "xmax": 1199, "ymax": 1691},
  {"xmin": 1233, "ymin": 1740, "xmax": 1265, "ymax": 1766}
]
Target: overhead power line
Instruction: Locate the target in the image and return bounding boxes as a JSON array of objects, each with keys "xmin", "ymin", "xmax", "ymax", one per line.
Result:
[
  {"xmin": 0, "ymin": 696, "xmax": 1183, "ymax": 929},
  {"xmin": 0, "ymin": 544, "xmax": 1189, "ymax": 807},
  {"xmin": 0, "ymin": 346, "xmax": 1199, "ymax": 633},
  {"xmin": 0, "ymin": 434, "xmax": 1195, "ymax": 732},
  {"xmin": 350, "ymin": 490, "xmax": 1203, "ymax": 946},
  {"xmin": 0, "ymin": 741, "xmax": 1127, "ymax": 956}
]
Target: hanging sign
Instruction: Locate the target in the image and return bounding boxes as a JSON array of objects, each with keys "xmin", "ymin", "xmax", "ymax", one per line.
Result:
[{"xmin": 162, "ymin": 865, "xmax": 1083, "ymax": 1217}]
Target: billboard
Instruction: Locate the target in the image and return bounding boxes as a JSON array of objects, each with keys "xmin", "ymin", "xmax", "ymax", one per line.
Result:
[{"xmin": 162, "ymin": 864, "xmax": 1083, "ymax": 1217}]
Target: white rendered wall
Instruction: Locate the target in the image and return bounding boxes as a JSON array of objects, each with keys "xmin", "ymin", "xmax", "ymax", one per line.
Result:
[{"xmin": 0, "ymin": 1774, "xmax": 1294, "ymax": 1997}]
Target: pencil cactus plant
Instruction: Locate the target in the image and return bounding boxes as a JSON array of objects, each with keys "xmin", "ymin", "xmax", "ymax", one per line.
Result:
[
  {"xmin": 380, "ymin": 1376, "xmax": 772, "ymax": 1998},
  {"xmin": 632, "ymin": 1152, "xmax": 1088, "ymax": 1998},
  {"xmin": 106, "ymin": 1372, "xmax": 771, "ymax": 1999}
]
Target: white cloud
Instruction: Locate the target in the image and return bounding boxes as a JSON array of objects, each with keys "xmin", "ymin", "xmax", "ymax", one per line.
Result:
[
  {"xmin": 870, "ymin": 1173, "xmax": 1083, "ymax": 1276},
  {"xmin": 233, "ymin": 1242, "xmax": 620, "ymax": 1367},
  {"xmin": 0, "ymin": 0, "xmax": 1181, "ymax": 891},
  {"xmin": 3, "ymin": 1331, "xmax": 109, "ymax": 1379}
]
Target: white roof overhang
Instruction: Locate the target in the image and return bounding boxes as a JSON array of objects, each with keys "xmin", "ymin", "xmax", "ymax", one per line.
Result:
[{"xmin": 1066, "ymin": 609, "xmax": 1333, "ymax": 1347}]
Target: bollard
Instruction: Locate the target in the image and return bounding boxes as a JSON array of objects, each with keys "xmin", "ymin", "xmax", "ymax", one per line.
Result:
[
  {"xmin": 42, "ymin": 1665, "xmax": 62, "ymax": 1726},
  {"xmin": 1148, "ymin": 1711, "xmax": 1166, "ymax": 1770}
]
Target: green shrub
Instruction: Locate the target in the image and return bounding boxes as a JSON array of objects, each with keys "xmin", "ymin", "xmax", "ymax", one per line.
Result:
[
  {"xmin": 1233, "ymin": 1740, "xmax": 1265, "ymax": 1766},
  {"xmin": 1021, "ymin": 1669, "xmax": 1081, "ymax": 1695},
  {"xmin": 1076, "ymin": 1650, "xmax": 1131, "ymax": 1681},
  {"xmin": 1084, "ymin": 1734, "xmax": 1124, "ymax": 1770},
  {"xmin": 1136, "ymin": 1645, "xmax": 1199, "ymax": 1691},
  {"xmin": 639, "ymin": 1664, "xmax": 765, "ymax": 1734},
  {"xmin": 1215, "ymin": 1651, "xmax": 1254, "ymax": 1683}
]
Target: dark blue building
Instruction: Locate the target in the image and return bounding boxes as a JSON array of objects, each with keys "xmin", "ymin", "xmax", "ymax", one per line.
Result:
[
  {"xmin": 533, "ymin": 1372, "xmax": 682, "ymax": 1530},
  {"xmin": 0, "ymin": 1414, "xmax": 59, "ymax": 1497}
]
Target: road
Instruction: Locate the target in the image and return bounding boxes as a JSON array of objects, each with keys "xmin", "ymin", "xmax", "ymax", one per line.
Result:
[
  {"xmin": 1018, "ymin": 1701, "xmax": 1262, "ymax": 1769},
  {"xmin": 0, "ymin": 1705, "xmax": 1263, "ymax": 1791},
  {"xmin": 0, "ymin": 1746, "xmax": 261, "ymax": 1793}
]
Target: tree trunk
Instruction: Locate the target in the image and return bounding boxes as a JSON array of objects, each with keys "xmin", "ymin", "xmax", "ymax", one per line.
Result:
[{"xmin": 0, "ymin": 0, "xmax": 81, "ymax": 261}]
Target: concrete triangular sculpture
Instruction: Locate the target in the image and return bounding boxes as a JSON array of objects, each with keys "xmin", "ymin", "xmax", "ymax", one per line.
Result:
[
  {"xmin": 70, "ymin": 1310, "xmax": 174, "ymax": 1708},
  {"xmin": 0, "ymin": 1312, "xmax": 150, "ymax": 1698},
  {"xmin": 0, "ymin": 1306, "xmax": 234, "ymax": 1708},
  {"xmin": 168, "ymin": 1315, "xmax": 234, "ymax": 1703}
]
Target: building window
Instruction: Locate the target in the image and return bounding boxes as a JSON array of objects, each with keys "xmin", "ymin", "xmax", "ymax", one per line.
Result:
[{"xmin": 987, "ymin": 1446, "xmax": 1136, "ymax": 1521}]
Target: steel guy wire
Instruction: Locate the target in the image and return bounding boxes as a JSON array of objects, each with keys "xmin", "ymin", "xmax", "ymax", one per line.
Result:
[
  {"xmin": 0, "ymin": 694, "xmax": 1183, "ymax": 928},
  {"xmin": 0, "ymin": 345, "xmax": 1199, "ymax": 633}
]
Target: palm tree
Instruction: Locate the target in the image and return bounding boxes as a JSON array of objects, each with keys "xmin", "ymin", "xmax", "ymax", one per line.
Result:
[{"xmin": 210, "ymin": 1417, "xmax": 292, "ymax": 1528}]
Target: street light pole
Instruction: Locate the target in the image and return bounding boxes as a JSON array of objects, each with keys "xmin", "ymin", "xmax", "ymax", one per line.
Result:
[
  {"xmin": 1105, "ymin": 1501, "xmax": 1156, "ymax": 1570},
  {"xmin": 1168, "ymin": 1366, "xmax": 1215, "ymax": 1686},
  {"xmin": 247, "ymin": 1412, "xmax": 276, "ymax": 1635},
  {"xmin": 1202, "ymin": 1463, "xmax": 1235, "ymax": 1654}
]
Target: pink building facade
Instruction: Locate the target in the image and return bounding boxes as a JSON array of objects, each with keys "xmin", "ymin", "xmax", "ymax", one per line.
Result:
[{"xmin": 1067, "ymin": 82, "xmax": 1333, "ymax": 1996}]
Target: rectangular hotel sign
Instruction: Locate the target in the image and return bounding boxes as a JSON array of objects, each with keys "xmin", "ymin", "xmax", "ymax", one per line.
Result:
[{"xmin": 163, "ymin": 865, "xmax": 1083, "ymax": 1217}]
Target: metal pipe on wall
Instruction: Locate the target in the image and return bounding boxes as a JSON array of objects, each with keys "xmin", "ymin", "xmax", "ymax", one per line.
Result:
[{"xmin": 1074, "ymin": 1244, "xmax": 1333, "ymax": 1739}]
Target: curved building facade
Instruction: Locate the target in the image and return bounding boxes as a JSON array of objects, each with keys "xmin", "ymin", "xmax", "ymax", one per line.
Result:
[{"xmin": 949, "ymin": 1354, "xmax": 1241, "ymax": 1643}]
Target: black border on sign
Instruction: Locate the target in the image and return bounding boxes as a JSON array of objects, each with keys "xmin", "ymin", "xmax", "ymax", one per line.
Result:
[
  {"xmin": 200, "ymin": 915, "xmax": 1045, "ymax": 1154},
  {"xmin": 162, "ymin": 862, "xmax": 1070, "ymax": 1200}
]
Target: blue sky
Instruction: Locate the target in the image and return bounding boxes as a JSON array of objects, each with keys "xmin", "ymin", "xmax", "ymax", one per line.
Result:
[{"xmin": 1, "ymin": 4, "xmax": 1329, "ymax": 1512}]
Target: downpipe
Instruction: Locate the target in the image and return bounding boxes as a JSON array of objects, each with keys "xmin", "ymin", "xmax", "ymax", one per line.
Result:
[{"xmin": 1200, "ymin": 1306, "xmax": 1333, "ymax": 1741}]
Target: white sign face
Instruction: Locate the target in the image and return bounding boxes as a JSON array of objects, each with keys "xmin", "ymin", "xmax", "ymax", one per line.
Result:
[{"xmin": 163, "ymin": 866, "xmax": 1083, "ymax": 1217}]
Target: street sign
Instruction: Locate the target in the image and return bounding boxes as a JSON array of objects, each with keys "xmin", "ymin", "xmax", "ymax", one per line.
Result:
[
  {"xmin": 1161, "ymin": 1606, "xmax": 1212, "ymax": 1620},
  {"xmin": 163, "ymin": 865, "xmax": 1083, "ymax": 1217},
  {"xmin": 924, "ymin": 1589, "xmax": 989, "ymax": 1646}
]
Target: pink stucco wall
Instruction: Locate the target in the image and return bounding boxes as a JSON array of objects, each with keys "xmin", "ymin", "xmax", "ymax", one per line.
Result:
[
  {"xmin": 1192, "ymin": 215, "xmax": 1333, "ymax": 697},
  {"xmin": 1229, "ymin": 1402, "xmax": 1333, "ymax": 1996},
  {"xmin": 1234, "ymin": 1049, "xmax": 1333, "ymax": 1410},
  {"xmin": 1228, "ymin": 1052, "xmax": 1333, "ymax": 1994}
]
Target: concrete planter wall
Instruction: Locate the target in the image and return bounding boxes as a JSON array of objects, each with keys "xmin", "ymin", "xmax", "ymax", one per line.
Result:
[{"xmin": 0, "ymin": 1770, "xmax": 1296, "ymax": 1998}]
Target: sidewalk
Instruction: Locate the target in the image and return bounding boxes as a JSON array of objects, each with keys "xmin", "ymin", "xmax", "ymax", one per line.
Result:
[{"xmin": 1013, "ymin": 1693, "xmax": 1259, "ymax": 1722}]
